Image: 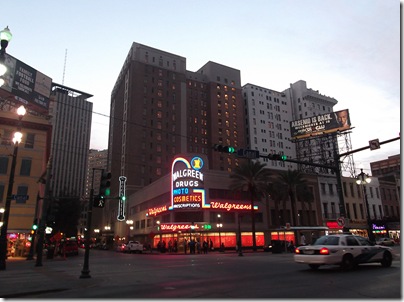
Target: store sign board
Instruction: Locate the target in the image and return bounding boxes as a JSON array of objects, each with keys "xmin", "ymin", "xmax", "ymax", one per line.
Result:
[
  {"xmin": 210, "ymin": 201, "xmax": 258, "ymax": 212},
  {"xmin": 170, "ymin": 156, "xmax": 209, "ymax": 210},
  {"xmin": 326, "ymin": 221, "xmax": 343, "ymax": 229},
  {"xmin": 146, "ymin": 205, "xmax": 168, "ymax": 217},
  {"xmin": 160, "ymin": 223, "xmax": 200, "ymax": 232}
]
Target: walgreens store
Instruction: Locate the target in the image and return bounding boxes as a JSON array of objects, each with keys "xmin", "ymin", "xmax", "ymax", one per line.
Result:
[{"xmin": 121, "ymin": 154, "xmax": 267, "ymax": 251}]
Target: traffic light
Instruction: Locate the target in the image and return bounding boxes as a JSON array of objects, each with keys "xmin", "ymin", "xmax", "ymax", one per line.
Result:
[
  {"xmin": 120, "ymin": 195, "xmax": 126, "ymax": 202},
  {"xmin": 93, "ymin": 195, "xmax": 105, "ymax": 208},
  {"xmin": 202, "ymin": 224, "xmax": 212, "ymax": 230},
  {"xmin": 32, "ymin": 219, "xmax": 38, "ymax": 231},
  {"xmin": 213, "ymin": 144, "xmax": 237, "ymax": 154},
  {"xmin": 267, "ymin": 153, "xmax": 287, "ymax": 161},
  {"xmin": 99, "ymin": 171, "xmax": 112, "ymax": 198}
]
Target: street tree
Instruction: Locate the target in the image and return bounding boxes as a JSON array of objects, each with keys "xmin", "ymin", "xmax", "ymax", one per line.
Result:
[{"xmin": 229, "ymin": 160, "xmax": 271, "ymax": 251}]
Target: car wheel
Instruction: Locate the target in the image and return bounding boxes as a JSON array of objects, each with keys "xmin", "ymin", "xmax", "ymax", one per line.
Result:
[
  {"xmin": 341, "ymin": 254, "xmax": 355, "ymax": 270},
  {"xmin": 381, "ymin": 251, "xmax": 392, "ymax": 268},
  {"xmin": 309, "ymin": 264, "xmax": 320, "ymax": 270}
]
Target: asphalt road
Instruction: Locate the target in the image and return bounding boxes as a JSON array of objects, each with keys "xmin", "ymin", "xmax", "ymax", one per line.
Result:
[{"xmin": 0, "ymin": 246, "xmax": 401, "ymax": 299}]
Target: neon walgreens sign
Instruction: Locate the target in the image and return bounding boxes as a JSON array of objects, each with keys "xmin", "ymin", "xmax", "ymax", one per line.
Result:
[
  {"xmin": 160, "ymin": 223, "xmax": 200, "ymax": 232},
  {"xmin": 147, "ymin": 205, "xmax": 168, "ymax": 217},
  {"xmin": 170, "ymin": 156, "xmax": 209, "ymax": 210},
  {"xmin": 210, "ymin": 201, "xmax": 258, "ymax": 212}
]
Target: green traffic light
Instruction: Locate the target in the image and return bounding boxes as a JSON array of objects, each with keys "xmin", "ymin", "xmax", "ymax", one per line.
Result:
[
  {"xmin": 281, "ymin": 155, "xmax": 287, "ymax": 160},
  {"xmin": 105, "ymin": 188, "xmax": 111, "ymax": 196},
  {"xmin": 32, "ymin": 224, "xmax": 38, "ymax": 230},
  {"xmin": 121, "ymin": 196, "xmax": 126, "ymax": 201}
]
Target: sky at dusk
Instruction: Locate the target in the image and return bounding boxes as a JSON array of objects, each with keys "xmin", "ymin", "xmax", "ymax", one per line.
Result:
[{"xmin": 2, "ymin": 0, "xmax": 400, "ymax": 175}]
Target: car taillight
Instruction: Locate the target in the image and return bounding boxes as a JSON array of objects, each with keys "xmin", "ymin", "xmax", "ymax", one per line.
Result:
[
  {"xmin": 295, "ymin": 248, "xmax": 300, "ymax": 254},
  {"xmin": 319, "ymin": 247, "xmax": 329, "ymax": 255}
]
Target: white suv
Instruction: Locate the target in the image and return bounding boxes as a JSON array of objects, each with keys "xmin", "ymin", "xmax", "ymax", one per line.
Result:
[{"xmin": 294, "ymin": 234, "xmax": 394, "ymax": 270}]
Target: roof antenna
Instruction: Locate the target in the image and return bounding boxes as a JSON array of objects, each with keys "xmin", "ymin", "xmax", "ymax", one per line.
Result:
[{"xmin": 62, "ymin": 49, "xmax": 67, "ymax": 85}]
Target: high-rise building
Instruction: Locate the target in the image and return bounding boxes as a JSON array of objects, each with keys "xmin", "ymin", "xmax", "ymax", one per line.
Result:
[
  {"xmin": 242, "ymin": 83, "xmax": 296, "ymax": 171},
  {"xmin": 78, "ymin": 149, "xmax": 108, "ymax": 237},
  {"xmin": 49, "ymin": 83, "xmax": 93, "ymax": 199},
  {"xmin": 108, "ymin": 43, "xmax": 245, "ymax": 197},
  {"xmin": 283, "ymin": 80, "xmax": 342, "ymax": 175},
  {"xmin": 107, "ymin": 43, "xmax": 246, "ymax": 237}
]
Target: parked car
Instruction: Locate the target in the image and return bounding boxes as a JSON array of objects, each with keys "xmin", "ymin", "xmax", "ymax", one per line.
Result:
[
  {"xmin": 376, "ymin": 237, "xmax": 395, "ymax": 246},
  {"xmin": 294, "ymin": 234, "xmax": 393, "ymax": 270},
  {"xmin": 125, "ymin": 241, "xmax": 144, "ymax": 253},
  {"xmin": 115, "ymin": 243, "xmax": 126, "ymax": 252}
]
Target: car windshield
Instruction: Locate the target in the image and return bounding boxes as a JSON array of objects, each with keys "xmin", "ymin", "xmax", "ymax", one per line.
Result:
[{"xmin": 314, "ymin": 236, "xmax": 339, "ymax": 246}]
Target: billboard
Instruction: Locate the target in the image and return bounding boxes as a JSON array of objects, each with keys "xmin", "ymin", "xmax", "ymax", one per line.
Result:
[
  {"xmin": 1, "ymin": 53, "xmax": 52, "ymax": 114},
  {"xmin": 290, "ymin": 109, "xmax": 351, "ymax": 140}
]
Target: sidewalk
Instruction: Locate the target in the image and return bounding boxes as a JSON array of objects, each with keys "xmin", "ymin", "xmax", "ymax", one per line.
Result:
[{"xmin": 0, "ymin": 256, "xmax": 100, "ymax": 298}]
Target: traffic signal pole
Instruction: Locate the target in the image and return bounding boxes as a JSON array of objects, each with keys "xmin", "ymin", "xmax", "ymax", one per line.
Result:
[
  {"xmin": 213, "ymin": 135, "xmax": 400, "ymax": 230},
  {"xmin": 80, "ymin": 168, "xmax": 98, "ymax": 279}
]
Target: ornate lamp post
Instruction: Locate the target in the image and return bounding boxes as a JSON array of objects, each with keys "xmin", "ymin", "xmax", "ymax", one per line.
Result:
[
  {"xmin": 0, "ymin": 105, "xmax": 26, "ymax": 270},
  {"xmin": 0, "ymin": 207, "xmax": 5, "ymax": 228},
  {"xmin": 217, "ymin": 214, "xmax": 223, "ymax": 252},
  {"xmin": 238, "ymin": 213, "xmax": 243, "ymax": 256},
  {"xmin": 356, "ymin": 168, "xmax": 375, "ymax": 243},
  {"xmin": 0, "ymin": 26, "xmax": 12, "ymax": 87}
]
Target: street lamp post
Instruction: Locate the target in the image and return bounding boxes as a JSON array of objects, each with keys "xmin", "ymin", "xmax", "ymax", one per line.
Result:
[
  {"xmin": 217, "ymin": 214, "xmax": 223, "ymax": 252},
  {"xmin": 0, "ymin": 208, "xmax": 5, "ymax": 228},
  {"xmin": 0, "ymin": 104, "xmax": 26, "ymax": 270},
  {"xmin": 238, "ymin": 214, "xmax": 243, "ymax": 256},
  {"xmin": 0, "ymin": 26, "xmax": 12, "ymax": 87},
  {"xmin": 356, "ymin": 168, "xmax": 375, "ymax": 243}
]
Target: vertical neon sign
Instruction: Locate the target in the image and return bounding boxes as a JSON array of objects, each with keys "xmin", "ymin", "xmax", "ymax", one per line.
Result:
[{"xmin": 170, "ymin": 156, "xmax": 209, "ymax": 210}]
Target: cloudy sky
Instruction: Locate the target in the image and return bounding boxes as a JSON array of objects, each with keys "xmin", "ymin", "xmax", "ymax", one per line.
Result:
[{"xmin": 3, "ymin": 0, "xmax": 400, "ymax": 175}]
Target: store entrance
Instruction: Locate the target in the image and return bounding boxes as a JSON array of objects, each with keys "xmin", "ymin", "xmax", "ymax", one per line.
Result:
[{"xmin": 177, "ymin": 232, "xmax": 201, "ymax": 253}]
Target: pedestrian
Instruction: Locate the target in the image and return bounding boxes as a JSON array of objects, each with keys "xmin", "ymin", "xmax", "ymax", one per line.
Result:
[
  {"xmin": 300, "ymin": 233, "xmax": 306, "ymax": 246},
  {"xmin": 183, "ymin": 239, "xmax": 187, "ymax": 254},
  {"xmin": 173, "ymin": 239, "xmax": 177, "ymax": 253},
  {"xmin": 203, "ymin": 240, "xmax": 208, "ymax": 254},
  {"xmin": 287, "ymin": 241, "xmax": 295, "ymax": 253},
  {"xmin": 196, "ymin": 240, "xmax": 201, "ymax": 254}
]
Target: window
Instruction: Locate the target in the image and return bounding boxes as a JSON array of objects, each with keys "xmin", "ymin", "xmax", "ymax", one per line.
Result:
[
  {"xmin": 16, "ymin": 186, "xmax": 28, "ymax": 204},
  {"xmin": 25, "ymin": 133, "xmax": 35, "ymax": 149},
  {"xmin": 346, "ymin": 236, "xmax": 359, "ymax": 246},
  {"xmin": 0, "ymin": 184, "xmax": 4, "ymax": 202},
  {"xmin": 343, "ymin": 182, "xmax": 347, "ymax": 197},
  {"xmin": 0, "ymin": 157, "xmax": 8, "ymax": 174},
  {"xmin": 320, "ymin": 183, "xmax": 326, "ymax": 194},
  {"xmin": 20, "ymin": 159, "xmax": 32, "ymax": 176},
  {"xmin": 328, "ymin": 184, "xmax": 334, "ymax": 195},
  {"xmin": 349, "ymin": 183, "xmax": 355, "ymax": 197},
  {"xmin": 352, "ymin": 203, "xmax": 358, "ymax": 219},
  {"xmin": 1, "ymin": 129, "xmax": 12, "ymax": 145}
]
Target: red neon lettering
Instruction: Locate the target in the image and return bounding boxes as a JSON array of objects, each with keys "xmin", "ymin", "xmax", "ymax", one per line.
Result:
[
  {"xmin": 173, "ymin": 194, "xmax": 202, "ymax": 203},
  {"xmin": 210, "ymin": 201, "xmax": 252, "ymax": 211},
  {"xmin": 148, "ymin": 205, "xmax": 168, "ymax": 216},
  {"xmin": 161, "ymin": 224, "xmax": 200, "ymax": 232}
]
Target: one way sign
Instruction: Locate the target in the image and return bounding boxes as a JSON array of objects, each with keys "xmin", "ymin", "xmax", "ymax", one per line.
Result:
[{"xmin": 369, "ymin": 139, "xmax": 380, "ymax": 150}]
